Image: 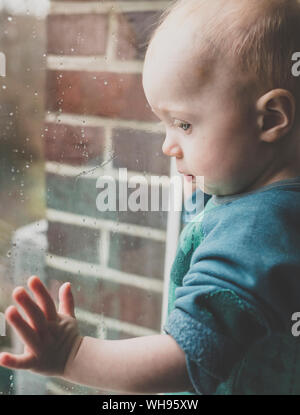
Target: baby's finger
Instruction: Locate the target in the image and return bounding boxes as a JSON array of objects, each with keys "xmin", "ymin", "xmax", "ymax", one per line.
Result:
[
  {"xmin": 58, "ymin": 282, "xmax": 75, "ymax": 318},
  {"xmin": 5, "ymin": 306, "xmax": 42, "ymax": 357},
  {"xmin": 27, "ymin": 276, "xmax": 58, "ymax": 321},
  {"xmin": 0, "ymin": 351, "xmax": 36, "ymax": 370},
  {"xmin": 13, "ymin": 287, "xmax": 47, "ymax": 333}
]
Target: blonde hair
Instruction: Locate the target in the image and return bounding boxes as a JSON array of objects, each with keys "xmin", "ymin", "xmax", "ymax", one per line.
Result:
[{"xmin": 146, "ymin": 0, "xmax": 300, "ymax": 101}]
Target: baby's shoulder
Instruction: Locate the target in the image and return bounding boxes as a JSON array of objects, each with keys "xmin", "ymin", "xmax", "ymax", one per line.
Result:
[{"xmin": 203, "ymin": 185, "xmax": 300, "ymax": 235}]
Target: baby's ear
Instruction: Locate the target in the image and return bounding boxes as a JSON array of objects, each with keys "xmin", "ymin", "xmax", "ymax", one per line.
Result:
[{"xmin": 256, "ymin": 89, "xmax": 296, "ymax": 143}]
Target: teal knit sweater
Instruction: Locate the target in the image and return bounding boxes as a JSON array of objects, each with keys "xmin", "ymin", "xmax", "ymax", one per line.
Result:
[{"xmin": 164, "ymin": 177, "xmax": 300, "ymax": 395}]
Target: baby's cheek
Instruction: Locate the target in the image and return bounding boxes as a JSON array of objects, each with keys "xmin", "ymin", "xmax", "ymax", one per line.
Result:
[{"xmin": 194, "ymin": 147, "xmax": 219, "ymax": 175}]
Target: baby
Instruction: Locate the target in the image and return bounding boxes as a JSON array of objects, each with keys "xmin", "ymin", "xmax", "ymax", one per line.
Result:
[{"xmin": 1, "ymin": 0, "xmax": 300, "ymax": 395}]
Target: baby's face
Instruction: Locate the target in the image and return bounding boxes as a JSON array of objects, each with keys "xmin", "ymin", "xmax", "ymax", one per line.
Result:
[{"xmin": 143, "ymin": 26, "xmax": 268, "ymax": 196}]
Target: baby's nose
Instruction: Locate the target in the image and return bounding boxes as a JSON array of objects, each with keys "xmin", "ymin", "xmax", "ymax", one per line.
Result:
[{"xmin": 162, "ymin": 135, "xmax": 183, "ymax": 158}]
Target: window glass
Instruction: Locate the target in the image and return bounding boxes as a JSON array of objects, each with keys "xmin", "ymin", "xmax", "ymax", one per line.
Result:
[{"xmin": 0, "ymin": 0, "xmax": 183, "ymax": 395}]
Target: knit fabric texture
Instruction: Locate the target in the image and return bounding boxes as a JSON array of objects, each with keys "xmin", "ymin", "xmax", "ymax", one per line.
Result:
[{"xmin": 164, "ymin": 178, "xmax": 300, "ymax": 395}]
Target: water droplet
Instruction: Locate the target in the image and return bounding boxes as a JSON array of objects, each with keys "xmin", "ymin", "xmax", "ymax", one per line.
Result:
[
  {"xmin": 7, "ymin": 16, "xmax": 12, "ymax": 22},
  {"xmin": 2, "ymin": 85, "xmax": 6, "ymax": 90}
]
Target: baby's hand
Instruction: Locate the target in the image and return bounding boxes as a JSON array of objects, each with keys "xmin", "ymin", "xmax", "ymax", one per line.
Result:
[{"xmin": 0, "ymin": 276, "xmax": 83, "ymax": 378}]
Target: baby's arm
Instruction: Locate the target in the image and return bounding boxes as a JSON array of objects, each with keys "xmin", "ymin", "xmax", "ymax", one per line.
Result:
[
  {"xmin": 0, "ymin": 276, "xmax": 192, "ymax": 394},
  {"xmin": 64, "ymin": 332, "xmax": 191, "ymax": 394}
]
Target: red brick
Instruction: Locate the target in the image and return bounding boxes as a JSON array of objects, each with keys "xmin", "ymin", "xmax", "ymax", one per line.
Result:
[
  {"xmin": 44, "ymin": 122, "xmax": 105, "ymax": 165},
  {"xmin": 116, "ymin": 11, "xmax": 161, "ymax": 60},
  {"xmin": 46, "ymin": 173, "xmax": 169, "ymax": 230},
  {"xmin": 46, "ymin": 70, "xmax": 158, "ymax": 122},
  {"xmin": 47, "ymin": 14, "xmax": 108, "ymax": 56},
  {"xmin": 112, "ymin": 127, "xmax": 169, "ymax": 175},
  {"xmin": 47, "ymin": 221, "xmax": 101, "ymax": 263},
  {"xmin": 109, "ymin": 233, "xmax": 165, "ymax": 280},
  {"xmin": 47, "ymin": 267, "xmax": 162, "ymax": 331}
]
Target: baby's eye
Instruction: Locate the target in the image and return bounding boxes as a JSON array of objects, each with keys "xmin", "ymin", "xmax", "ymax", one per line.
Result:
[
  {"xmin": 180, "ymin": 123, "xmax": 191, "ymax": 131},
  {"xmin": 174, "ymin": 120, "xmax": 192, "ymax": 132}
]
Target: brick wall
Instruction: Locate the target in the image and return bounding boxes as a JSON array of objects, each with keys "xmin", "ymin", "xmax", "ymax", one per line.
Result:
[{"xmin": 44, "ymin": 0, "xmax": 173, "ymax": 395}]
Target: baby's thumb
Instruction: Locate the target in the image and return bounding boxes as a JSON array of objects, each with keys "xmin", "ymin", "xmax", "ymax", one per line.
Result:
[{"xmin": 58, "ymin": 282, "xmax": 75, "ymax": 318}]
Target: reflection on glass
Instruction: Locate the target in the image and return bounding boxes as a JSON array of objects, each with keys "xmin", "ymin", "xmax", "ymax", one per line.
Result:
[{"xmin": 0, "ymin": 0, "xmax": 173, "ymax": 395}]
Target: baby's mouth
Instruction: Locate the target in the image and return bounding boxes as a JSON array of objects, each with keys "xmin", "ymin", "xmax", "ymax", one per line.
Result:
[{"xmin": 184, "ymin": 174, "xmax": 195, "ymax": 183}]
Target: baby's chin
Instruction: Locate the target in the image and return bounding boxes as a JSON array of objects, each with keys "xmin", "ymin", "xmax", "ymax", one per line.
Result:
[
  {"xmin": 183, "ymin": 175, "xmax": 207, "ymax": 192},
  {"xmin": 183, "ymin": 175, "xmax": 236, "ymax": 196},
  {"xmin": 195, "ymin": 178, "xmax": 224, "ymax": 196}
]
